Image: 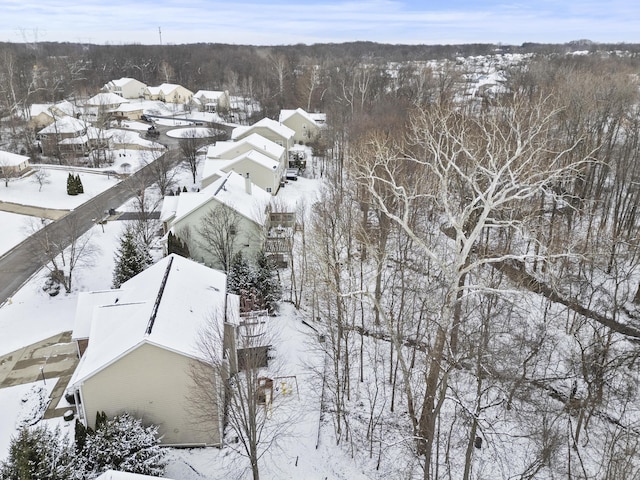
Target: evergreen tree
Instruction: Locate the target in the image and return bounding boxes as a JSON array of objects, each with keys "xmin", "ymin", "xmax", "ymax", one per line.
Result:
[
  {"xmin": 74, "ymin": 413, "xmax": 166, "ymax": 478},
  {"xmin": 0, "ymin": 425, "xmax": 74, "ymax": 480},
  {"xmin": 66, "ymin": 172, "xmax": 76, "ymax": 195},
  {"xmin": 75, "ymin": 174, "xmax": 84, "ymax": 194},
  {"xmin": 227, "ymin": 251, "xmax": 255, "ymax": 298},
  {"xmin": 254, "ymin": 250, "xmax": 282, "ymax": 314},
  {"xmin": 112, "ymin": 226, "xmax": 150, "ymax": 288}
]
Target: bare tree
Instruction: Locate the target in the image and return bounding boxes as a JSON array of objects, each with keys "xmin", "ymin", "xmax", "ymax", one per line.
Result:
[
  {"xmin": 141, "ymin": 150, "xmax": 178, "ymax": 197},
  {"xmin": 28, "ymin": 215, "xmax": 99, "ymax": 293},
  {"xmin": 31, "ymin": 167, "xmax": 50, "ymax": 192},
  {"xmin": 190, "ymin": 308, "xmax": 292, "ymax": 480},
  {"xmin": 197, "ymin": 205, "xmax": 242, "ymax": 273},
  {"xmin": 179, "ymin": 129, "xmax": 206, "ymax": 184}
]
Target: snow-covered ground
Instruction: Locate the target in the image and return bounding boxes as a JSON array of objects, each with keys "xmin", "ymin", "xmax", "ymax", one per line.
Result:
[{"xmin": 0, "ymin": 151, "xmax": 329, "ymax": 478}]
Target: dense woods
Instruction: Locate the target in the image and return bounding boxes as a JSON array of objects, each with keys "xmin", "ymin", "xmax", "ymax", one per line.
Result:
[{"xmin": 4, "ymin": 38, "xmax": 640, "ymax": 478}]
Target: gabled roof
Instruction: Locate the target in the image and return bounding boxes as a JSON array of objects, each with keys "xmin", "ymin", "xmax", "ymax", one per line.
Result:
[
  {"xmin": 37, "ymin": 116, "xmax": 88, "ymax": 135},
  {"xmin": 109, "ymin": 77, "xmax": 145, "ymax": 88},
  {"xmin": 71, "ymin": 254, "xmax": 237, "ymax": 386},
  {"xmin": 148, "ymin": 83, "xmax": 193, "ymax": 96},
  {"xmin": 86, "ymin": 92, "xmax": 130, "ymax": 106},
  {"xmin": 207, "ymin": 133, "xmax": 285, "ymax": 162},
  {"xmin": 201, "ymin": 149, "xmax": 279, "ymax": 182},
  {"xmin": 231, "ymin": 118, "xmax": 295, "ymax": 142},
  {"xmin": 0, "ymin": 150, "xmax": 29, "ymax": 166},
  {"xmin": 29, "ymin": 100, "xmax": 77, "ymax": 119},
  {"xmin": 164, "ymin": 171, "xmax": 270, "ymax": 230},
  {"xmin": 193, "ymin": 90, "xmax": 226, "ymax": 100}
]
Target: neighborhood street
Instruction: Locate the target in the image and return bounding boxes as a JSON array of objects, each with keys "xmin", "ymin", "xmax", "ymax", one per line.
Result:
[{"xmin": 0, "ymin": 148, "xmax": 182, "ymax": 306}]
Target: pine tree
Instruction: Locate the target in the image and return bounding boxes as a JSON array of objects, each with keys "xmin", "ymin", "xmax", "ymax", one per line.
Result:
[
  {"xmin": 74, "ymin": 412, "xmax": 166, "ymax": 478},
  {"xmin": 66, "ymin": 172, "xmax": 77, "ymax": 195},
  {"xmin": 112, "ymin": 226, "xmax": 150, "ymax": 288},
  {"xmin": 75, "ymin": 174, "xmax": 84, "ymax": 194},
  {"xmin": 254, "ymin": 250, "xmax": 282, "ymax": 314},
  {"xmin": 227, "ymin": 251, "xmax": 255, "ymax": 296},
  {"xmin": 0, "ymin": 425, "xmax": 74, "ymax": 480}
]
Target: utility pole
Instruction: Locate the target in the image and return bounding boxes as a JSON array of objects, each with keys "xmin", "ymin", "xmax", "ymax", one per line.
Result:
[{"xmin": 159, "ymin": 27, "xmax": 162, "ymax": 45}]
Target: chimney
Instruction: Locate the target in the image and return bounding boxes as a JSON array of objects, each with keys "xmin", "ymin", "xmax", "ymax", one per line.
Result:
[{"xmin": 245, "ymin": 173, "xmax": 252, "ymax": 195}]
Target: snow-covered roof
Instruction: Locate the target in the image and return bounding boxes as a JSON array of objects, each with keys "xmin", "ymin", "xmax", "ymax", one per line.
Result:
[
  {"xmin": 71, "ymin": 254, "xmax": 237, "ymax": 386},
  {"xmin": 148, "ymin": 83, "xmax": 192, "ymax": 96},
  {"xmin": 108, "ymin": 77, "xmax": 143, "ymax": 88},
  {"xmin": 95, "ymin": 469, "xmax": 175, "ymax": 480},
  {"xmin": 202, "ymin": 149, "xmax": 279, "ymax": 183},
  {"xmin": 207, "ymin": 133, "xmax": 285, "ymax": 162},
  {"xmin": 0, "ymin": 150, "xmax": 29, "ymax": 166},
  {"xmin": 111, "ymin": 102, "xmax": 145, "ymax": 113},
  {"xmin": 164, "ymin": 171, "xmax": 269, "ymax": 229},
  {"xmin": 29, "ymin": 100, "xmax": 77, "ymax": 119},
  {"xmin": 72, "ymin": 290, "xmax": 122, "ymax": 340},
  {"xmin": 193, "ymin": 90, "xmax": 226, "ymax": 100},
  {"xmin": 37, "ymin": 116, "xmax": 88, "ymax": 135},
  {"xmin": 231, "ymin": 117, "xmax": 295, "ymax": 141},
  {"xmin": 86, "ymin": 92, "xmax": 130, "ymax": 106},
  {"xmin": 279, "ymin": 107, "xmax": 323, "ymax": 126}
]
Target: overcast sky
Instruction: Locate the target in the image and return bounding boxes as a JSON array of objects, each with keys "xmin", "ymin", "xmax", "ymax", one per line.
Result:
[{"xmin": 2, "ymin": 0, "xmax": 638, "ymax": 46}]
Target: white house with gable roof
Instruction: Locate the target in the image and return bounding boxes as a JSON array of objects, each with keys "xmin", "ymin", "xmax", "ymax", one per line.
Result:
[
  {"xmin": 231, "ymin": 117, "xmax": 295, "ymax": 152},
  {"xmin": 160, "ymin": 171, "xmax": 270, "ymax": 269},
  {"xmin": 278, "ymin": 107, "xmax": 326, "ymax": 144},
  {"xmin": 69, "ymin": 254, "xmax": 239, "ymax": 447},
  {"xmin": 103, "ymin": 77, "xmax": 148, "ymax": 99}
]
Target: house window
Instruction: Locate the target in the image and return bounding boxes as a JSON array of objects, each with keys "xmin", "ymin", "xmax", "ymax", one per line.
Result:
[
  {"xmin": 230, "ymin": 225, "xmax": 237, "ymax": 235},
  {"xmin": 266, "ymin": 187, "xmax": 272, "ymax": 193}
]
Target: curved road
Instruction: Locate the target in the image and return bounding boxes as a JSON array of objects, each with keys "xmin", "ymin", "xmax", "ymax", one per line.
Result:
[{"xmin": 0, "ymin": 147, "xmax": 183, "ymax": 305}]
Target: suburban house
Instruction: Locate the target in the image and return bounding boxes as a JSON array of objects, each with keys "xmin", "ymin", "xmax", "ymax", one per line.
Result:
[
  {"xmin": 192, "ymin": 90, "xmax": 231, "ymax": 112},
  {"xmin": 278, "ymin": 107, "xmax": 326, "ymax": 144},
  {"xmin": 37, "ymin": 116, "xmax": 92, "ymax": 157},
  {"xmin": 110, "ymin": 102, "xmax": 146, "ymax": 122},
  {"xmin": 103, "ymin": 77, "xmax": 148, "ymax": 99},
  {"xmin": 0, "ymin": 150, "xmax": 30, "ymax": 175},
  {"xmin": 231, "ymin": 117, "xmax": 295, "ymax": 152},
  {"xmin": 160, "ymin": 171, "xmax": 271, "ymax": 269},
  {"xmin": 201, "ymin": 148, "xmax": 285, "ymax": 195},
  {"xmin": 86, "ymin": 92, "xmax": 130, "ymax": 110},
  {"xmin": 28, "ymin": 100, "xmax": 78, "ymax": 130},
  {"xmin": 207, "ymin": 133, "xmax": 286, "ymax": 170},
  {"xmin": 69, "ymin": 254, "xmax": 240, "ymax": 447},
  {"xmin": 144, "ymin": 83, "xmax": 194, "ymax": 104}
]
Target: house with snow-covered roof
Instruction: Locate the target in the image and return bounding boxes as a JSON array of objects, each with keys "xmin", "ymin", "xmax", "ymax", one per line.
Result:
[
  {"xmin": 192, "ymin": 90, "xmax": 230, "ymax": 112},
  {"xmin": 28, "ymin": 100, "xmax": 78, "ymax": 130},
  {"xmin": 200, "ymin": 148, "xmax": 284, "ymax": 195},
  {"xmin": 231, "ymin": 117, "xmax": 295, "ymax": 152},
  {"xmin": 69, "ymin": 254, "xmax": 240, "ymax": 447},
  {"xmin": 144, "ymin": 83, "xmax": 193, "ymax": 104},
  {"xmin": 160, "ymin": 171, "xmax": 270, "ymax": 269},
  {"xmin": 278, "ymin": 107, "xmax": 326, "ymax": 144},
  {"xmin": 37, "ymin": 116, "xmax": 93, "ymax": 157},
  {"xmin": 0, "ymin": 150, "xmax": 30, "ymax": 176},
  {"xmin": 103, "ymin": 77, "xmax": 147, "ymax": 99},
  {"xmin": 207, "ymin": 133, "xmax": 286, "ymax": 168}
]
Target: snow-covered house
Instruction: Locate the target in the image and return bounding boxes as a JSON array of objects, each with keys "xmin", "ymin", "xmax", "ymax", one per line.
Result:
[
  {"xmin": 144, "ymin": 83, "xmax": 193, "ymax": 104},
  {"xmin": 37, "ymin": 116, "xmax": 92, "ymax": 157},
  {"xmin": 200, "ymin": 152, "xmax": 283, "ymax": 195},
  {"xmin": 278, "ymin": 108, "xmax": 326, "ymax": 144},
  {"xmin": 160, "ymin": 171, "xmax": 270, "ymax": 269},
  {"xmin": 86, "ymin": 92, "xmax": 130, "ymax": 109},
  {"xmin": 0, "ymin": 150, "xmax": 30, "ymax": 175},
  {"xmin": 192, "ymin": 90, "xmax": 230, "ymax": 112},
  {"xmin": 231, "ymin": 118, "xmax": 295, "ymax": 153},
  {"xmin": 103, "ymin": 77, "xmax": 148, "ymax": 99},
  {"xmin": 110, "ymin": 101, "xmax": 146, "ymax": 121},
  {"xmin": 207, "ymin": 133, "xmax": 286, "ymax": 169},
  {"xmin": 28, "ymin": 100, "xmax": 78, "ymax": 130},
  {"xmin": 69, "ymin": 254, "xmax": 239, "ymax": 447}
]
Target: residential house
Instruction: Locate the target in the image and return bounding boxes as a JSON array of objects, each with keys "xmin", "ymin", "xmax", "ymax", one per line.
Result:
[
  {"xmin": 0, "ymin": 151, "xmax": 30, "ymax": 175},
  {"xmin": 103, "ymin": 77, "xmax": 148, "ymax": 99},
  {"xmin": 110, "ymin": 102, "xmax": 146, "ymax": 122},
  {"xmin": 69, "ymin": 254, "xmax": 240, "ymax": 447},
  {"xmin": 201, "ymin": 141, "xmax": 286, "ymax": 195},
  {"xmin": 37, "ymin": 116, "xmax": 91, "ymax": 158},
  {"xmin": 207, "ymin": 133, "xmax": 286, "ymax": 170},
  {"xmin": 144, "ymin": 83, "xmax": 194, "ymax": 104},
  {"xmin": 160, "ymin": 171, "xmax": 270, "ymax": 269},
  {"xmin": 278, "ymin": 107, "xmax": 326, "ymax": 144},
  {"xmin": 231, "ymin": 117, "xmax": 295, "ymax": 153},
  {"xmin": 28, "ymin": 100, "xmax": 78, "ymax": 130},
  {"xmin": 192, "ymin": 90, "xmax": 230, "ymax": 112}
]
